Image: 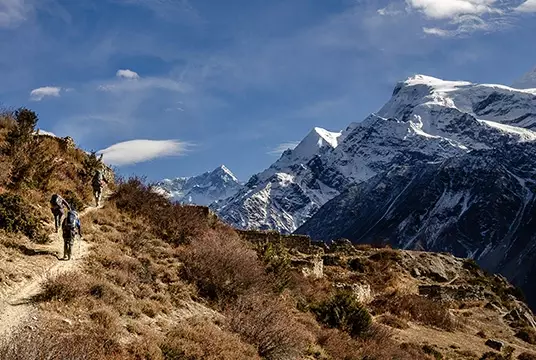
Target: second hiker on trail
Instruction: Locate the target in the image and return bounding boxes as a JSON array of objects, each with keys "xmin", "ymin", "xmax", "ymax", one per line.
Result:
[
  {"xmin": 50, "ymin": 194, "xmax": 71, "ymax": 233},
  {"xmin": 91, "ymin": 169, "xmax": 108, "ymax": 207},
  {"xmin": 61, "ymin": 207, "xmax": 81, "ymax": 261}
]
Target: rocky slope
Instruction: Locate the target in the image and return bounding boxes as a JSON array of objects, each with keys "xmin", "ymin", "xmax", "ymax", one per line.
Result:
[
  {"xmin": 155, "ymin": 165, "xmax": 242, "ymax": 206},
  {"xmin": 297, "ymin": 142, "xmax": 536, "ymax": 309},
  {"xmin": 217, "ymin": 75, "xmax": 536, "ymax": 233}
]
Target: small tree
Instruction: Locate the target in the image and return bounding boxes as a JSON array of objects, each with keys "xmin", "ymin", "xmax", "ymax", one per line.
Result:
[
  {"xmin": 4, "ymin": 108, "xmax": 38, "ymax": 155},
  {"xmin": 81, "ymin": 151, "xmax": 104, "ymax": 183}
]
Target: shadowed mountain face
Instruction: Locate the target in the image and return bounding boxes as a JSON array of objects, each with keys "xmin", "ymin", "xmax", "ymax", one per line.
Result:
[{"xmin": 296, "ymin": 142, "xmax": 536, "ymax": 308}]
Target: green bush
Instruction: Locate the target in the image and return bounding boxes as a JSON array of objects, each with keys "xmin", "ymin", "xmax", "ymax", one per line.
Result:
[
  {"xmin": 312, "ymin": 290, "xmax": 372, "ymax": 338},
  {"xmin": 257, "ymin": 241, "xmax": 292, "ymax": 293},
  {"xmin": 3, "ymin": 108, "xmax": 38, "ymax": 156},
  {"xmin": 0, "ymin": 193, "xmax": 47, "ymax": 243}
]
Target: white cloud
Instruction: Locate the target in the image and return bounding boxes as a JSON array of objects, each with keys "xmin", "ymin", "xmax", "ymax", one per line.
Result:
[
  {"xmin": 98, "ymin": 139, "xmax": 190, "ymax": 166},
  {"xmin": 268, "ymin": 142, "xmax": 300, "ymax": 156},
  {"xmin": 516, "ymin": 0, "xmax": 536, "ymax": 12},
  {"xmin": 30, "ymin": 86, "xmax": 62, "ymax": 101},
  {"xmin": 0, "ymin": 0, "xmax": 31, "ymax": 28},
  {"xmin": 116, "ymin": 69, "xmax": 140, "ymax": 79},
  {"xmin": 406, "ymin": 0, "xmax": 498, "ymax": 19}
]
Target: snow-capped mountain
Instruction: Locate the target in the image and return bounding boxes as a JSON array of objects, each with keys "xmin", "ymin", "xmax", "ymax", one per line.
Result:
[
  {"xmin": 155, "ymin": 165, "xmax": 242, "ymax": 206},
  {"xmin": 216, "ymin": 75, "xmax": 536, "ymax": 233},
  {"xmin": 512, "ymin": 66, "xmax": 536, "ymax": 89},
  {"xmin": 296, "ymin": 142, "xmax": 536, "ymax": 308}
]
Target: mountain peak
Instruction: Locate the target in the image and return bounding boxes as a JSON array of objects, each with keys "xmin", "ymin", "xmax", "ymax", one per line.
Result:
[
  {"xmin": 287, "ymin": 127, "xmax": 341, "ymax": 161},
  {"xmin": 212, "ymin": 164, "xmax": 239, "ymax": 182}
]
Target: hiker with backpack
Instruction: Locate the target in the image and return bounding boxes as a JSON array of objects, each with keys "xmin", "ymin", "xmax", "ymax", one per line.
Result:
[
  {"xmin": 91, "ymin": 169, "xmax": 108, "ymax": 207},
  {"xmin": 50, "ymin": 194, "xmax": 71, "ymax": 233},
  {"xmin": 61, "ymin": 207, "xmax": 81, "ymax": 261}
]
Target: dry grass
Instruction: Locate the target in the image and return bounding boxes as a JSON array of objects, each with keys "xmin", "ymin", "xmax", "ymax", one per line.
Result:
[
  {"xmin": 378, "ymin": 313, "xmax": 411, "ymax": 329},
  {"xmin": 0, "ymin": 318, "xmax": 123, "ymax": 360},
  {"xmin": 180, "ymin": 229, "xmax": 266, "ymax": 302},
  {"xmin": 161, "ymin": 318, "xmax": 260, "ymax": 360},
  {"xmin": 111, "ymin": 177, "xmax": 212, "ymax": 245},
  {"xmin": 371, "ymin": 293, "xmax": 458, "ymax": 331},
  {"xmin": 226, "ymin": 293, "xmax": 313, "ymax": 360}
]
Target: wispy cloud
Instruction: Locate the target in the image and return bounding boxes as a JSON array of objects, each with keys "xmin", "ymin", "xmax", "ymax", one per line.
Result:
[
  {"xmin": 116, "ymin": 69, "xmax": 139, "ymax": 79},
  {"xmin": 97, "ymin": 77, "xmax": 187, "ymax": 93},
  {"xmin": 407, "ymin": 0, "xmax": 498, "ymax": 19},
  {"xmin": 98, "ymin": 71, "xmax": 187, "ymax": 93},
  {"xmin": 98, "ymin": 139, "xmax": 191, "ymax": 166},
  {"xmin": 30, "ymin": 86, "xmax": 62, "ymax": 101},
  {"xmin": 516, "ymin": 0, "xmax": 536, "ymax": 12},
  {"xmin": 378, "ymin": 0, "xmax": 533, "ymax": 37},
  {"xmin": 268, "ymin": 142, "xmax": 300, "ymax": 156},
  {"xmin": 0, "ymin": 0, "xmax": 31, "ymax": 28}
]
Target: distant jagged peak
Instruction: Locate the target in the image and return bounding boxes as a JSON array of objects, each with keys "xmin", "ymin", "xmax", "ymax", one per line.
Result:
[
  {"xmin": 287, "ymin": 127, "xmax": 342, "ymax": 161},
  {"xmin": 212, "ymin": 164, "xmax": 239, "ymax": 183}
]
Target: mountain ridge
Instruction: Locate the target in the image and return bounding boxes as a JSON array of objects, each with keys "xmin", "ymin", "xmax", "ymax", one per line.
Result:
[{"xmin": 215, "ymin": 74, "xmax": 536, "ymax": 233}]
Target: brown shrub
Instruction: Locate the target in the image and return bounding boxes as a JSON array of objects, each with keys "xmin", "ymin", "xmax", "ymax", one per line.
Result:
[
  {"xmin": 0, "ymin": 318, "xmax": 123, "ymax": 360},
  {"xmin": 317, "ymin": 328, "xmax": 361, "ymax": 359},
  {"xmin": 317, "ymin": 327, "xmax": 432, "ymax": 360},
  {"xmin": 519, "ymin": 353, "xmax": 536, "ymax": 360},
  {"xmin": 370, "ymin": 293, "xmax": 457, "ymax": 331},
  {"xmin": 160, "ymin": 319, "xmax": 260, "ymax": 360},
  {"xmin": 227, "ymin": 293, "xmax": 313, "ymax": 360},
  {"xmin": 180, "ymin": 230, "xmax": 266, "ymax": 302},
  {"xmin": 378, "ymin": 314, "xmax": 410, "ymax": 329},
  {"xmin": 111, "ymin": 177, "xmax": 210, "ymax": 245},
  {"xmin": 35, "ymin": 272, "xmax": 128, "ymax": 312}
]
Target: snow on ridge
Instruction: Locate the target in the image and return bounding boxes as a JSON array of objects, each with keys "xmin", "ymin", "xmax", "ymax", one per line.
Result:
[
  {"xmin": 478, "ymin": 120, "xmax": 536, "ymax": 142},
  {"xmin": 217, "ymin": 164, "xmax": 239, "ymax": 182},
  {"xmin": 403, "ymin": 75, "xmax": 472, "ymax": 90},
  {"xmin": 313, "ymin": 127, "xmax": 342, "ymax": 148},
  {"xmin": 35, "ymin": 129, "xmax": 57, "ymax": 137}
]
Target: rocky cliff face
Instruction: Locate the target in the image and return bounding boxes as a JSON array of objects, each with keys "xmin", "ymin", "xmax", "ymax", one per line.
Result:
[{"xmin": 296, "ymin": 142, "xmax": 536, "ymax": 308}]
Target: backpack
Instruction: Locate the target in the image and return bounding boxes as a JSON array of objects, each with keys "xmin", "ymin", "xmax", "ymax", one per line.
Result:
[
  {"xmin": 92, "ymin": 171, "xmax": 104, "ymax": 187},
  {"xmin": 50, "ymin": 194, "xmax": 63, "ymax": 209},
  {"xmin": 62, "ymin": 211, "xmax": 79, "ymax": 239}
]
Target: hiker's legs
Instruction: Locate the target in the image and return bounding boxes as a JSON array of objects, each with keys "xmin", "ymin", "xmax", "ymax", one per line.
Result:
[
  {"xmin": 93, "ymin": 187, "xmax": 102, "ymax": 206},
  {"xmin": 64, "ymin": 238, "xmax": 73, "ymax": 260},
  {"xmin": 53, "ymin": 211, "xmax": 62, "ymax": 232},
  {"xmin": 63, "ymin": 238, "xmax": 69, "ymax": 259}
]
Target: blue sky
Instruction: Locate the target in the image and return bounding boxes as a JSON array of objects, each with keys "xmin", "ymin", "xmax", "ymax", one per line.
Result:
[{"xmin": 1, "ymin": 0, "xmax": 535, "ymax": 182}]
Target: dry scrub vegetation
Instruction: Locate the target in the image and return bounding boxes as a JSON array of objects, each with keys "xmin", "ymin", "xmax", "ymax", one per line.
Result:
[
  {"xmin": 0, "ymin": 171, "xmax": 442, "ymax": 359},
  {"xmin": 1, "ymin": 107, "xmax": 534, "ymax": 360}
]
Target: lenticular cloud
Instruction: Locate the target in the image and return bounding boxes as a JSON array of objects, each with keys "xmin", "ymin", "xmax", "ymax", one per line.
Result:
[{"xmin": 98, "ymin": 139, "xmax": 189, "ymax": 166}]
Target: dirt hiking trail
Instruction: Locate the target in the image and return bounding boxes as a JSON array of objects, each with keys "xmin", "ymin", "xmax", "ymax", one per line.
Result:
[{"xmin": 0, "ymin": 200, "xmax": 105, "ymax": 340}]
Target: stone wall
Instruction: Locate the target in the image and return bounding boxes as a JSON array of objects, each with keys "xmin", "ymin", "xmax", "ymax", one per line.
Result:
[{"xmin": 236, "ymin": 229, "xmax": 312, "ymax": 252}]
